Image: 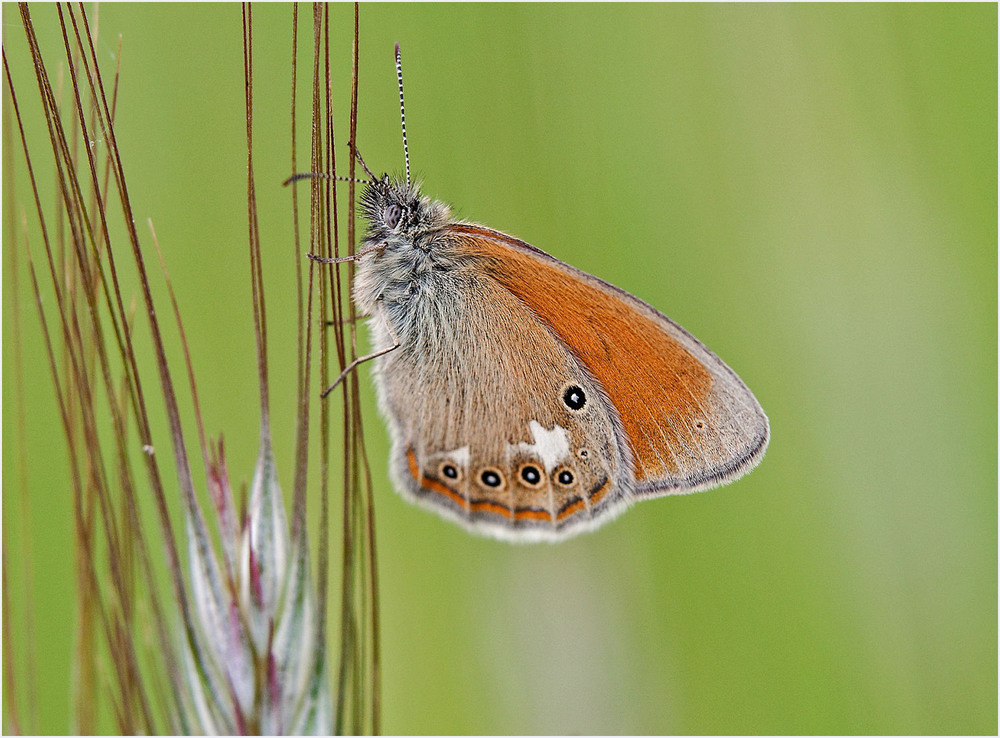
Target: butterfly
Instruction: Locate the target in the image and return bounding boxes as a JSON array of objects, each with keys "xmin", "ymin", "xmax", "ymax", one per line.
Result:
[{"xmin": 313, "ymin": 44, "xmax": 768, "ymax": 542}]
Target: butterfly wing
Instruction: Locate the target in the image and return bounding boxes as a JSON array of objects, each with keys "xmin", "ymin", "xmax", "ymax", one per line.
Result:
[
  {"xmin": 365, "ymin": 223, "xmax": 768, "ymax": 541},
  {"xmin": 452, "ymin": 224, "xmax": 770, "ymax": 498}
]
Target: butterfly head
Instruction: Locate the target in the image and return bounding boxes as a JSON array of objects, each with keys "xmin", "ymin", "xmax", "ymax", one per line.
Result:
[
  {"xmin": 353, "ymin": 173, "xmax": 460, "ymax": 316},
  {"xmin": 360, "ymin": 174, "xmax": 451, "ymax": 249}
]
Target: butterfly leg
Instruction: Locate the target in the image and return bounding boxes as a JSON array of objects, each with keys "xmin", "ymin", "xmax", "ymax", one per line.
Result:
[
  {"xmin": 307, "ymin": 241, "xmax": 385, "ymax": 265},
  {"xmin": 323, "ymin": 313, "xmax": 368, "ymax": 328},
  {"xmin": 306, "ymin": 251, "xmax": 375, "ymax": 325},
  {"xmin": 319, "ymin": 299, "xmax": 399, "ymax": 398}
]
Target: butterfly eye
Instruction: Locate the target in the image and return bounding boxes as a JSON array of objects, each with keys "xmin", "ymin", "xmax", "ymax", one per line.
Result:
[{"xmin": 384, "ymin": 203, "xmax": 402, "ymax": 230}]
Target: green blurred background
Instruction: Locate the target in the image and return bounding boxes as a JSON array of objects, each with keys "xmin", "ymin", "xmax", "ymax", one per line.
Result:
[{"xmin": 3, "ymin": 3, "xmax": 996, "ymax": 734}]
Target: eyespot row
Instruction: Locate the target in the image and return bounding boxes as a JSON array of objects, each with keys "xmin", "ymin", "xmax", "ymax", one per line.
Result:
[{"xmin": 438, "ymin": 459, "xmax": 586, "ymax": 491}]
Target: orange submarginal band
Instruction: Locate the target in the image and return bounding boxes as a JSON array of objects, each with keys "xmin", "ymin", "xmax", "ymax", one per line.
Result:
[
  {"xmin": 408, "ymin": 448, "xmax": 468, "ymax": 509},
  {"xmin": 556, "ymin": 497, "xmax": 585, "ymax": 521}
]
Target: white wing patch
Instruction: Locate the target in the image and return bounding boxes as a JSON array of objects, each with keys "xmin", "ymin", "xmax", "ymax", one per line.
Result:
[
  {"xmin": 425, "ymin": 445, "xmax": 471, "ymax": 471},
  {"xmin": 511, "ymin": 421, "xmax": 570, "ymax": 472},
  {"xmin": 447, "ymin": 445, "xmax": 471, "ymax": 468}
]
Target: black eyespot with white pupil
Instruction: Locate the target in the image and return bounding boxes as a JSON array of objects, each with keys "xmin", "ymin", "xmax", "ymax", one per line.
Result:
[
  {"xmin": 442, "ymin": 464, "xmax": 458, "ymax": 479},
  {"xmin": 480, "ymin": 469, "xmax": 502, "ymax": 488},
  {"xmin": 520, "ymin": 465, "xmax": 541, "ymax": 485},
  {"xmin": 384, "ymin": 203, "xmax": 402, "ymax": 229},
  {"xmin": 556, "ymin": 469, "xmax": 575, "ymax": 486},
  {"xmin": 563, "ymin": 385, "xmax": 586, "ymax": 411}
]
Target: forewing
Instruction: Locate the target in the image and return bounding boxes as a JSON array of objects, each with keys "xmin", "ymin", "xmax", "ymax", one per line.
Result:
[{"xmin": 453, "ymin": 224, "xmax": 770, "ymax": 497}]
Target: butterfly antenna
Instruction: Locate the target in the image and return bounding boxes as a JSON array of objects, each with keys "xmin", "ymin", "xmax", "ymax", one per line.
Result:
[
  {"xmin": 351, "ymin": 144, "xmax": 377, "ymax": 181},
  {"xmin": 283, "ymin": 171, "xmax": 368, "ymax": 186},
  {"xmin": 395, "ymin": 42, "xmax": 411, "ymax": 187}
]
